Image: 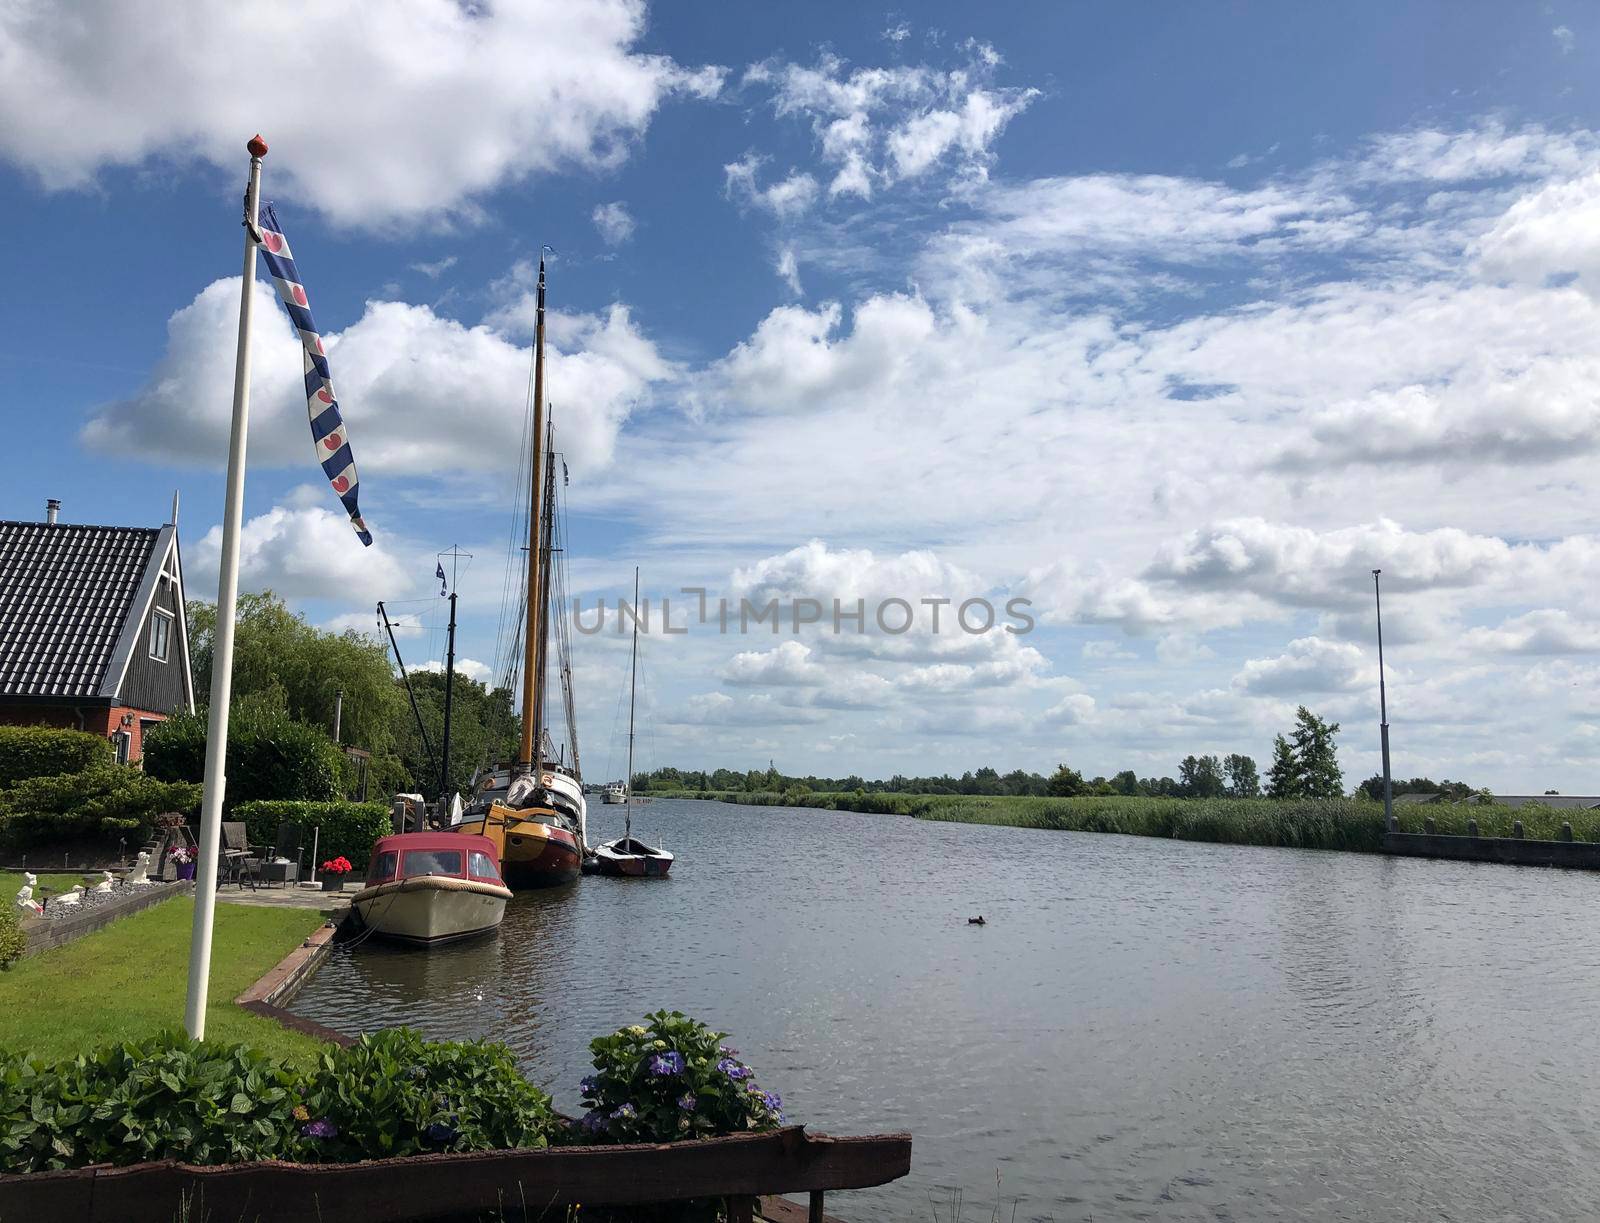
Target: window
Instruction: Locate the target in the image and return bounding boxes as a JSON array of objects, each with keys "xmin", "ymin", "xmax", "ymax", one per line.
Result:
[
  {"xmin": 468, "ymin": 850, "xmax": 501, "ymax": 882},
  {"xmin": 402, "ymin": 849, "xmax": 463, "ymax": 878},
  {"xmin": 112, "ymin": 731, "xmax": 130, "ymax": 765},
  {"xmin": 367, "ymin": 851, "xmax": 398, "ymax": 883},
  {"xmin": 149, "ymin": 609, "xmax": 172, "ymax": 663}
]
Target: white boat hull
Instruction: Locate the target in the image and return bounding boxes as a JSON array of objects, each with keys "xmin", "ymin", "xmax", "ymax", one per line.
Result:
[{"xmin": 351, "ymin": 876, "xmax": 511, "ymax": 945}]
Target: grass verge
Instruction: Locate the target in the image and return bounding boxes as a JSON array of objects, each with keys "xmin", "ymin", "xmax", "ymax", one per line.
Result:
[
  {"xmin": 652, "ymin": 791, "xmax": 1598, "ymax": 852},
  {"xmin": 0, "ymin": 871, "xmax": 90, "ymax": 898},
  {"xmin": 0, "ymin": 896, "xmax": 328, "ymax": 1064}
]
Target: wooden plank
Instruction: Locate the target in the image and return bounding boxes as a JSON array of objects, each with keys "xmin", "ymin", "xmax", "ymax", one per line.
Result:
[
  {"xmin": 0, "ymin": 1128, "xmax": 912, "ymax": 1223},
  {"xmin": 758, "ymin": 1195, "xmax": 850, "ymax": 1223}
]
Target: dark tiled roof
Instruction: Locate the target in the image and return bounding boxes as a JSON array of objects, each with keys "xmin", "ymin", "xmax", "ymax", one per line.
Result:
[{"xmin": 0, "ymin": 521, "xmax": 161, "ymax": 698}]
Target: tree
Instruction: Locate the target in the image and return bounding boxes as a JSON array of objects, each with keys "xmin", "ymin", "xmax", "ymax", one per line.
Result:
[
  {"xmin": 1265, "ymin": 735, "xmax": 1298, "ymax": 799},
  {"xmin": 1110, "ymin": 769, "xmax": 1141, "ymax": 796},
  {"xmin": 1223, "ymin": 754, "xmax": 1260, "ymax": 798},
  {"xmin": 1178, "ymin": 754, "xmax": 1226, "ymax": 798},
  {"xmin": 188, "ymin": 591, "xmax": 409, "ymax": 768},
  {"xmin": 1047, "ymin": 764, "xmax": 1086, "ymax": 797},
  {"xmin": 1290, "ymin": 706, "xmax": 1342, "ymax": 797}
]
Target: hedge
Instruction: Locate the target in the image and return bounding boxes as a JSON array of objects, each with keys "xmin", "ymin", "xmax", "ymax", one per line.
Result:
[
  {"xmin": 0, "ymin": 726, "xmax": 113, "ymax": 788},
  {"xmin": 233, "ymin": 799, "xmax": 390, "ymax": 871},
  {"xmin": 0, "ymin": 765, "xmax": 201, "ymax": 849},
  {"xmin": 144, "ymin": 709, "xmax": 341, "ymax": 809}
]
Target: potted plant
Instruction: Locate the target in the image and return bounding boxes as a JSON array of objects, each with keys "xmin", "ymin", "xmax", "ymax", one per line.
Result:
[
  {"xmin": 170, "ymin": 845, "xmax": 196, "ymax": 880},
  {"xmin": 320, "ymin": 856, "xmax": 353, "ymax": 891}
]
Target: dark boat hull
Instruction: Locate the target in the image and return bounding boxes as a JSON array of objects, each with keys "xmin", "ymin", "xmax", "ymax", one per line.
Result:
[{"xmin": 593, "ymin": 838, "xmax": 674, "ymax": 878}]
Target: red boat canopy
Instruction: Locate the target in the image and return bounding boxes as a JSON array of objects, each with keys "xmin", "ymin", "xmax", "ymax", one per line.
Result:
[{"xmin": 366, "ymin": 832, "xmax": 503, "ymax": 886}]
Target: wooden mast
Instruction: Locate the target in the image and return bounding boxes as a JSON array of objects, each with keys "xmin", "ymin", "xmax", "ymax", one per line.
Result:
[
  {"xmin": 517, "ymin": 257, "xmax": 547, "ymax": 772},
  {"xmin": 532, "ymin": 418, "xmax": 557, "ymax": 777}
]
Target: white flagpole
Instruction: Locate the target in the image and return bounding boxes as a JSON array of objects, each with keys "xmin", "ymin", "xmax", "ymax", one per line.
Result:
[{"xmin": 185, "ymin": 134, "xmax": 267, "ymax": 1039}]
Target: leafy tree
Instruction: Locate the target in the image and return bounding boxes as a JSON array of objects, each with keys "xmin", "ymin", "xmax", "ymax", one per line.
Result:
[
  {"xmin": 1111, "ymin": 769, "xmax": 1141, "ymax": 796},
  {"xmin": 1290, "ymin": 706, "xmax": 1343, "ymax": 797},
  {"xmin": 188, "ymin": 591, "xmax": 407, "ymax": 765},
  {"xmin": 392, "ymin": 672, "xmax": 521, "ymax": 802},
  {"xmin": 1047, "ymin": 764, "xmax": 1087, "ymax": 797},
  {"xmin": 1178, "ymin": 754, "xmax": 1226, "ymax": 798},
  {"xmin": 144, "ymin": 705, "xmax": 340, "ymax": 807},
  {"xmin": 1265, "ymin": 735, "xmax": 1298, "ymax": 799},
  {"xmin": 1223, "ymin": 754, "xmax": 1260, "ymax": 798}
]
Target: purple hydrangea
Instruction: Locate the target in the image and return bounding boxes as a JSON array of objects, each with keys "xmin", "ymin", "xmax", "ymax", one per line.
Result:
[
  {"xmin": 716, "ymin": 1057, "xmax": 751, "ymax": 1080},
  {"xmin": 301, "ymin": 1119, "xmax": 338, "ymax": 1139},
  {"xmin": 676, "ymin": 1092, "xmax": 697, "ymax": 1111},
  {"xmin": 424, "ymin": 1121, "xmax": 459, "ymax": 1144},
  {"xmin": 610, "ymin": 1103, "xmax": 637, "ymax": 1121},
  {"xmin": 579, "ymin": 1109, "xmax": 608, "ymax": 1135},
  {"xmin": 649, "ymin": 1051, "xmax": 686, "ymax": 1076},
  {"xmin": 579, "ymin": 1075, "xmax": 599, "ymax": 1095}
]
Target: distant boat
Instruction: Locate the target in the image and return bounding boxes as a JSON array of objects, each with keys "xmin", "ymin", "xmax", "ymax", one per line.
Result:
[
  {"xmin": 454, "ymin": 256, "xmax": 586, "ymax": 889},
  {"xmin": 594, "ymin": 568, "xmax": 674, "ymax": 879},
  {"xmin": 602, "ymin": 782, "xmax": 627, "ymax": 805},
  {"xmin": 350, "ymin": 832, "xmax": 511, "ymax": 945}
]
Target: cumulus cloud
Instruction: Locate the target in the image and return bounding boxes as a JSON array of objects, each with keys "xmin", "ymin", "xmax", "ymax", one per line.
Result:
[
  {"xmin": 411, "ymin": 657, "xmax": 492, "ymax": 684},
  {"xmin": 190, "ymin": 500, "xmax": 409, "ymax": 602},
  {"xmin": 722, "ymin": 641, "xmax": 824, "ymax": 686},
  {"xmin": 592, "ymin": 201, "xmax": 636, "ymax": 246},
  {"xmin": 0, "ymin": 0, "xmax": 723, "ymax": 226},
  {"xmin": 83, "ymin": 277, "xmax": 671, "ymax": 482},
  {"xmin": 723, "ymin": 155, "xmax": 820, "ymax": 219},
  {"xmin": 739, "ymin": 43, "xmax": 1036, "ymax": 202},
  {"xmin": 1232, "ymin": 636, "xmax": 1369, "ymax": 696}
]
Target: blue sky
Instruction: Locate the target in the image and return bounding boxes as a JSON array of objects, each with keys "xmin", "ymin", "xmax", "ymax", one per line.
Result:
[{"xmin": 5, "ymin": 1, "xmax": 1600, "ymax": 789}]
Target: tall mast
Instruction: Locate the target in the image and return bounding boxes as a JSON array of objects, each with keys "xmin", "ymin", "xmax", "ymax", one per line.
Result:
[
  {"xmin": 532, "ymin": 418, "xmax": 557, "ymax": 775},
  {"xmin": 517, "ymin": 257, "xmax": 547, "ymax": 771},
  {"xmin": 625, "ymin": 567, "xmax": 639, "ymax": 841}
]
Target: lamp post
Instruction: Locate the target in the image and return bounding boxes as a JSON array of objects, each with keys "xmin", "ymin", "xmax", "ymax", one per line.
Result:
[{"xmin": 1373, "ymin": 569, "xmax": 1394, "ymax": 831}]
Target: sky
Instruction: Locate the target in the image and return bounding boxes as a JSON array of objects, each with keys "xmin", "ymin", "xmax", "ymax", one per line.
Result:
[{"xmin": 5, "ymin": 0, "xmax": 1600, "ymax": 790}]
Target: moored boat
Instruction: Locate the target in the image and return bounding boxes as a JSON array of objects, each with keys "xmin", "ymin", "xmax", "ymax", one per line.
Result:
[
  {"xmin": 350, "ymin": 832, "xmax": 511, "ymax": 945},
  {"xmin": 602, "ymin": 782, "xmax": 627, "ymax": 804},
  {"xmin": 594, "ymin": 568, "xmax": 673, "ymax": 879}
]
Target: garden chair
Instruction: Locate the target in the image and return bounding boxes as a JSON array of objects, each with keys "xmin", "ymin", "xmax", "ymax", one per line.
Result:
[
  {"xmin": 264, "ymin": 821, "xmax": 303, "ymax": 887},
  {"xmin": 219, "ymin": 821, "xmax": 260, "ymax": 890}
]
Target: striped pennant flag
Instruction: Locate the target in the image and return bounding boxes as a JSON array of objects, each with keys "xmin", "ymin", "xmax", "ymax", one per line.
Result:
[{"xmin": 257, "ymin": 203, "xmax": 373, "ymax": 546}]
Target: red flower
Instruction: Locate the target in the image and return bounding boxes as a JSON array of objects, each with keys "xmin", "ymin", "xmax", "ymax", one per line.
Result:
[{"xmin": 321, "ymin": 856, "xmax": 353, "ymax": 874}]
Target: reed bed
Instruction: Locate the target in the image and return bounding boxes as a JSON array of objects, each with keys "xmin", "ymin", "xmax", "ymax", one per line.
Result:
[{"xmin": 654, "ymin": 790, "xmax": 1599, "ymax": 853}]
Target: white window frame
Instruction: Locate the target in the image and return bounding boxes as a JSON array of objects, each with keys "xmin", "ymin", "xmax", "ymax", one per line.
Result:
[{"xmin": 149, "ymin": 608, "xmax": 174, "ymax": 663}]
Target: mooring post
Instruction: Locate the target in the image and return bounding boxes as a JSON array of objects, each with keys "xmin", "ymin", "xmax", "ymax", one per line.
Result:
[
  {"xmin": 1467, "ymin": 818, "xmax": 1479, "ymax": 837},
  {"xmin": 1424, "ymin": 816, "xmax": 1435, "ymax": 835},
  {"xmin": 1562, "ymin": 821, "xmax": 1574, "ymax": 842},
  {"xmin": 811, "ymin": 1190, "xmax": 826, "ymax": 1223},
  {"xmin": 1513, "ymin": 820, "xmax": 1524, "ymax": 839}
]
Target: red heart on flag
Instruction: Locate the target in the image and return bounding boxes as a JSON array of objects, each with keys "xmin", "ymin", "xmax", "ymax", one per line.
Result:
[
  {"xmin": 264, "ymin": 231, "xmax": 282, "ymax": 252},
  {"xmin": 316, "ymin": 389, "xmax": 333, "ymax": 404},
  {"xmin": 324, "ymin": 435, "xmax": 341, "ymax": 451},
  {"xmin": 293, "ymin": 286, "xmax": 308, "ymax": 306},
  {"xmin": 332, "ymin": 476, "xmax": 350, "ymax": 493}
]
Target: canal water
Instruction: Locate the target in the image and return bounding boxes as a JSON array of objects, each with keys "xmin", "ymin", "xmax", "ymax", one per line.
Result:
[{"xmin": 292, "ymin": 798, "xmax": 1600, "ymax": 1221}]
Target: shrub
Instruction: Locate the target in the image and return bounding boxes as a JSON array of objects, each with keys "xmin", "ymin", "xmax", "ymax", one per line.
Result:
[
  {"xmin": 0, "ymin": 1032, "xmax": 302, "ymax": 1172},
  {"xmin": 233, "ymin": 799, "xmax": 390, "ymax": 871},
  {"xmin": 0, "ymin": 904, "xmax": 25, "ymax": 969},
  {"xmin": 296, "ymin": 1029, "xmax": 557, "ymax": 1162},
  {"xmin": 0, "ymin": 725, "xmax": 112, "ymax": 787},
  {"xmin": 0, "ymin": 765, "xmax": 201, "ymax": 848},
  {"xmin": 145, "ymin": 708, "xmax": 341, "ymax": 807},
  {"xmin": 576, "ymin": 1011, "xmax": 784, "ymax": 1143}
]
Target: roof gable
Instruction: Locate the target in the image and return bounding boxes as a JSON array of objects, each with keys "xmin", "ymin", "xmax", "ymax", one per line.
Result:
[{"xmin": 0, "ymin": 520, "xmax": 164, "ymax": 699}]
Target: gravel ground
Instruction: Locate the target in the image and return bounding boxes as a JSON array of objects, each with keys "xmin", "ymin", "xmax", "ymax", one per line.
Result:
[{"xmin": 40, "ymin": 880, "xmax": 176, "ymax": 920}]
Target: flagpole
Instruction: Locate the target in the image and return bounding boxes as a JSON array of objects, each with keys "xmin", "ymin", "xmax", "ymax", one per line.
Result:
[{"xmin": 185, "ymin": 134, "xmax": 267, "ymax": 1039}]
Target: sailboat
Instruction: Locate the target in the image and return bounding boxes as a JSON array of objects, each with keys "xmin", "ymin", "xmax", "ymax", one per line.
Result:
[
  {"xmin": 594, "ymin": 568, "xmax": 674, "ymax": 878},
  {"xmin": 455, "ymin": 256, "xmax": 587, "ymax": 888}
]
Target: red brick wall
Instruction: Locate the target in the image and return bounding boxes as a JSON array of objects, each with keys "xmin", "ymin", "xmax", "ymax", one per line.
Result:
[{"xmin": 0, "ymin": 703, "xmax": 169, "ymax": 762}]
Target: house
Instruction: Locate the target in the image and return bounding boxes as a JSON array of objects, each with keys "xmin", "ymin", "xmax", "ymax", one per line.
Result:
[
  {"xmin": 1492, "ymin": 795, "xmax": 1600, "ymax": 811},
  {"xmin": 0, "ymin": 499, "xmax": 194, "ymax": 762}
]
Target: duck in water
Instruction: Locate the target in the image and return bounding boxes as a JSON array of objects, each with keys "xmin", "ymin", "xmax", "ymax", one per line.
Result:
[{"xmin": 968, "ymin": 915, "xmax": 986, "ymax": 926}]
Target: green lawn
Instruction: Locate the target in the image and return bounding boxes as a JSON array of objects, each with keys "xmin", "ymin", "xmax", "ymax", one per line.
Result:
[
  {"xmin": 1, "ymin": 870, "xmax": 96, "ymax": 898},
  {"xmin": 0, "ymin": 896, "xmax": 328, "ymax": 1065}
]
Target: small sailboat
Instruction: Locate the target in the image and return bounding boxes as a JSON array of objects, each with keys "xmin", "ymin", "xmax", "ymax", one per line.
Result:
[
  {"xmin": 594, "ymin": 568, "xmax": 674, "ymax": 879},
  {"xmin": 350, "ymin": 832, "xmax": 512, "ymax": 945},
  {"xmin": 455, "ymin": 255, "xmax": 587, "ymax": 888}
]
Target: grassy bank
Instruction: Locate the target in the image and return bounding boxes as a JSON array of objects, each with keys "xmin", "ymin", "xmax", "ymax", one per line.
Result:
[
  {"xmin": 652, "ymin": 790, "xmax": 1598, "ymax": 852},
  {"xmin": 0, "ymin": 896, "xmax": 327, "ymax": 1064},
  {"xmin": 1, "ymin": 870, "xmax": 89, "ymax": 897}
]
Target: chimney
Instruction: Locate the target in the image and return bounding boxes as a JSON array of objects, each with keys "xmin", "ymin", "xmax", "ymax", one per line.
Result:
[{"xmin": 45, "ymin": 499, "xmax": 60, "ymax": 525}]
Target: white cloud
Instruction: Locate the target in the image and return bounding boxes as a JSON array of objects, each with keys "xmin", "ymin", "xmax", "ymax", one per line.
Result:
[
  {"xmin": 410, "ymin": 256, "xmax": 457, "ymax": 279},
  {"xmin": 191, "ymin": 502, "xmax": 408, "ymax": 603},
  {"xmin": 1553, "ymin": 25, "xmax": 1576, "ymax": 54},
  {"xmin": 1462, "ymin": 610, "xmax": 1600, "ymax": 655},
  {"xmin": 1478, "ymin": 169, "xmax": 1600, "ymax": 297},
  {"xmin": 722, "ymin": 641, "xmax": 824, "ymax": 686},
  {"xmin": 82, "ymin": 277, "xmax": 671, "ymax": 482},
  {"xmin": 1233, "ymin": 637, "xmax": 1369, "ymax": 696},
  {"xmin": 592, "ymin": 201, "xmax": 636, "ymax": 246},
  {"xmin": 410, "ymin": 657, "xmax": 492, "ymax": 684},
  {"xmin": 775, "ymin": 246, "xmax": 803, "ymax": 296},
  {"xmin": 723, "ymin": 155, "xmax": 820, "ymax": 220},
  {"xmin": 0, "ymin": 0, "xmax": 723, "ymax": 227}
]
